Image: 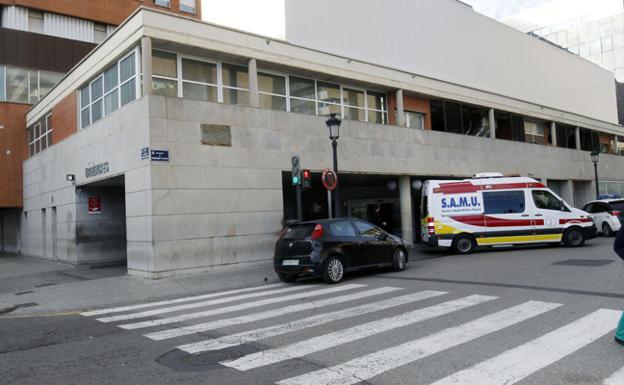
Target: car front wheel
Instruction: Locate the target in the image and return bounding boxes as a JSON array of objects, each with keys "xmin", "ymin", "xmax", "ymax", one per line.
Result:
[
  {"xmin": 563, "ymin": 228, "xmax": 585, "ymax": 247},
  {"xmin": 392, "ymin": 249, "xmax": 407, "ymax": 271},
  {"xmin": 323, "ymin": 256, "xmax": 345, "ymax": 284}
]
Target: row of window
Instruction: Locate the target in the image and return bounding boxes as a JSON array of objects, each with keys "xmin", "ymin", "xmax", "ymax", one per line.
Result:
[
  {"xmin": 79, "ymin": 49, "xmax": 139, "ymax": 129},
  {"xmin": 154, "ymin": 0, "xmax": 196, "ymax": 14},
  {"xmin": 151, "ymin": 50, "xmax": 389, "ymax": 124},
  {"xmin": 0, "ymin": 65, "xmax": 64, "ymax": 104},
  {"xmin": 28, "ymin": 114, "xmax": 52, "ymax": 156}
]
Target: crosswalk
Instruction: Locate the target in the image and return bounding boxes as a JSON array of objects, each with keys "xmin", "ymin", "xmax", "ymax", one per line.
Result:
[{"xmin": 81, "ymin": 282, "xmax": 624, "ymax": 385}]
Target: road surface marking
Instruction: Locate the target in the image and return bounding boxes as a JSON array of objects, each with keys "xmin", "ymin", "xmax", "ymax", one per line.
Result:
[
  {"xmin": 81, "ymin": 284, "xmax": 284, "ymax": 317},
  {"xmin": 97, "ymin": 284, "xmax": 318, "ymax": 323},
  {"xmin": 118, "ymin": 283, "xmax": 365, "ymax": 330},
  {"xmin": 429, "ymin": 309, "xmax": 620, "ymax": 385},
  {"xmin": 605, "ymin": 365, "xmax": 624, "ymax": 385},
  {"xmin": 275, "ymin": 300, "xmax": 561, "ymax": 385},
  {"xmin": 145, "ymin": 286, "xmax": 402, "ymax": 340},
  {"xmin": 221, "ymin": 294, "xmax": 498, "ymax": 371},
  {"xmin": 178, "ymin": 290, "xmax": 447, "ymax": 353}
]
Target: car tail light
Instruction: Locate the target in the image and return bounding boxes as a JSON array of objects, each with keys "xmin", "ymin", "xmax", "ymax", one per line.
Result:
[
  {"xmin": 611, "ymin": 211, "xmax": 622, "ymax": 216},
  {"xmin": 311, "ymin": 224, "xmax": 324, "ymax": 240},
  {"xmin": 427, "ymin": 217, "xmax": 435, "ymax": 235}
]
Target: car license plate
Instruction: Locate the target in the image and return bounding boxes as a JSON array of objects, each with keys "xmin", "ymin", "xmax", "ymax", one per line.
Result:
[{"xmin": 282, "ymin": 260, "xmax": 299, "ymax": 266}]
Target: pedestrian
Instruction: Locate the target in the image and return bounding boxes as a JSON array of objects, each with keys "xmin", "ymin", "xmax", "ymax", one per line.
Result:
[{"xmin": 614, "ymin": 229, "xmax": 624, "ymax": 345}]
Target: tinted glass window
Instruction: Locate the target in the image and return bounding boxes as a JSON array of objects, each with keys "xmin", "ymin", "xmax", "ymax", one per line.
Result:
[
  {"xmin": 354, "ymin": 221, "xmax": 384, "ymax": 239},
  {"xmin": 593, "ymin": 203, "xmax": 609, "ymax": 213},
  {"xmin": 610, "ymin": 201, "xmax": 624, "ymax": 211},
  {"xmin": 329, "ymin": 221, "xmax": 357, "ymax": 237},
  {"xmin": 582, "ymin": 203, "xmax": 593, "ymax": 213},
  {"xmin": 483, "ymin": 191, "xmax": 525, "ymax": 214},
  {"xmin": 282, "ymin": 224, "xmax": 315, "ymax": 240},
  {"xmin": 532, "ymin": 190, "xmax": 563, "ymax": 211}
]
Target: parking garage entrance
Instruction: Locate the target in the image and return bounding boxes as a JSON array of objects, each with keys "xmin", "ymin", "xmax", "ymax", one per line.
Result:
[{"xmin": 76, "ymin": 175, "xmax": 127, "ymax": 266}]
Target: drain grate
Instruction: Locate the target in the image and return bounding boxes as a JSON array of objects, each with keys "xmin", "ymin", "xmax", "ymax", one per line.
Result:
[{"xmin": 552, "ymin": 259, "xmax": 614, "ymax": 267}]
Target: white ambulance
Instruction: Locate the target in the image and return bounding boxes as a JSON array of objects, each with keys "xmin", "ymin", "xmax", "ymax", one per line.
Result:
[{"xmin": 420, "ymin": 173, "xmax": 597, "ymax": 254}]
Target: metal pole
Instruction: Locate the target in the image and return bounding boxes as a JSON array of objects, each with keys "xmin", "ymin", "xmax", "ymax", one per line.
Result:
[
  {"xmin": 296, "ymin": 184, "xmax": 303, "ymax": 221},
  {"xmin": 594, "ymin": 162, "xmax": 600, "ymax": 199},
  {"xmin": 327, "ymin": 189, "xmax": 333, "ymax": 218},
  {"xmin": 332, "ymin": 139, "xmax": 341, "ymax": 217}
]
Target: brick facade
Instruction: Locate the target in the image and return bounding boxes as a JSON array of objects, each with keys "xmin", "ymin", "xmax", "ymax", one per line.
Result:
[{"xmin": 0, "ymin": 103, "xmax": 30, "ymax": 207}]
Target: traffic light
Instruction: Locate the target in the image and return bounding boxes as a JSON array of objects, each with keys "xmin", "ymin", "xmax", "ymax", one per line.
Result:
[
  {"xmin": 291, "ymin": 155, "xmax": 301, "ymax": 186},
  {"xmin": 302, "ymin": 169, "xmax": 312, "ymax": 190}
]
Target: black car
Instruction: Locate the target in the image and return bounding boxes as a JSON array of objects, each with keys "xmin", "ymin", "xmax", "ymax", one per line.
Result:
[{"xmin": 274, "ymin": 218, "xmax": 408, "ymax": 283}]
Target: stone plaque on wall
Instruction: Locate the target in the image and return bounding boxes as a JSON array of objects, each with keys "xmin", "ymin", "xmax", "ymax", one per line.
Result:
[{"xmin": 201, "ymin": 124, "xmax": 231, "ymax": 147}]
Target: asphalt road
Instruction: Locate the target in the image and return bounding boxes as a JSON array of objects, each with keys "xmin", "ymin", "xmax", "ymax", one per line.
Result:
[{"xmin": 2, "ymin": 237, "xmax": 624, "ymax": 385}]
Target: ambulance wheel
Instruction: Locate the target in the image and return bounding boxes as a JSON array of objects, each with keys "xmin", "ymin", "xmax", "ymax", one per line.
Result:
[
  {"xmin": 452, "ymin": 234, "xmax": 476, "ymax": 254},
  {"xmin": 563, "ymin": 227, "xmax": 585, "ymax": 247},
  {"xmin": 602, "ymin": 223, "xmax": 614, "ymax": 237}
]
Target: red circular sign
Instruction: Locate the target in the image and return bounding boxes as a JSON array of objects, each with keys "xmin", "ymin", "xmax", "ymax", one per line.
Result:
[{"xmin": 322, "ymin": 169, "xmax": 338, "ymax": 191}]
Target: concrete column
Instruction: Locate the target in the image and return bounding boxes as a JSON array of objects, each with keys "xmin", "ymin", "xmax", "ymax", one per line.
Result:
[
  {"xmin": 395, "ymin": 89, "xmax": 406, "ymax": 127},
  {"xmin": 399, "ymin": 176, "xmax": 414, "ymax": 246},
  {"xmin": 488, "ymin": 108, "xmax": 496, "ymax": 139},
  {"xmin": 248, "ymin": 58, "xmax": 259, "ymax": 108},
  {"xmin": 550, "ymin": 122, "xmax": 557, "ymax": 146},
  {"xmin": 141, "ymin": 36, "xmax": 152, "ymax": 96},
  {"xmin": 615, "ymin": 135, "xmax": 620, "ymax": 155},
  {"xmin": 575, "ymin": 126, "xmax": 581, "ymax": 150},
  {"xmin": 560, "ymin": 180, "xmax": 574, "ymax": 205}
]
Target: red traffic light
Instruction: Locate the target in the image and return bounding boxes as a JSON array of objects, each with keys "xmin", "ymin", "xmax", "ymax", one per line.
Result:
[{"xmin": 303, "ymin": 169, "xmax": 311, "ymax": 179}]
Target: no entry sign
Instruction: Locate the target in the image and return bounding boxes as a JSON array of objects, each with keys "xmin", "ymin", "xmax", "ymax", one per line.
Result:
[
  {"xmin": 88, "ymin": 197, "xmax": 102, "ymax": 215},
  {"xmin": 322, "ymin": 169, "xmax": 338, "ymax": 191}
]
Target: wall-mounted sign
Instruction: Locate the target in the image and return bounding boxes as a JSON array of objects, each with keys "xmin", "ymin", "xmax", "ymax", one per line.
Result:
[
  {"xmin": 88, "ymin": 197, "xmax": 102, "ymax": 215},
  {"xmin": 85, "ymin": 162, "xmax": 109, "ymax": 178},
  {"xmin": 141, "ymin": 147, "xmax": 150, "ymax": 160},
  {"xmin": 151, "ymin": 150, "xmax": 169, "ymax": 162}
]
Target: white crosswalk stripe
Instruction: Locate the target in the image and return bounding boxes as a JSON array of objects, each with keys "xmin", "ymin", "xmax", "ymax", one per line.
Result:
[
  {"xmin": 80, "ymin": 283, "xmax": 284, "ymax": 317},
  {"xmin": 276, "ymin": 300, "xmax": 561, "ymax": 385},
  {"xmin": 177, "ymin": 290, "xmax": 447, "ymax": 353},
  {"xmin": 221, "ymin": 294, "xmax": 498, "ymax": 371},
  {"xmin": 96, "ymin": 284, "xmax": 318, "ymax": 323},
  {"xmin": 605, "ymin": 366, "xmax": 624, "ymax": 385},
  {"xmin": 118, "ymin": 283, "xmax": 365, "ymax": 330},
  {"xmin": 145, "ymin": 286, "xmax": 404, "ymax": 341},
  {"xmin": 429, "ymin": 309, "xmax": 620, "ymax": 385}
]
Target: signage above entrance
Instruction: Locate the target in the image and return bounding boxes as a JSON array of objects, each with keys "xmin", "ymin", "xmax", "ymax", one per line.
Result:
[{"xmin": 85, "ymin": 162, "xmax": 109, "ymax": 178}]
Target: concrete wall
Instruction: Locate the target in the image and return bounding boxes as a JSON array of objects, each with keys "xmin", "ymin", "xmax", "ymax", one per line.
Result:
[
  {"xmin": 284, "ymin": 0, "xmax": 619, "ymax": 124},
  {"xmin": 22, "ymin": 97, "xmax": 151, "ymax": 266}
]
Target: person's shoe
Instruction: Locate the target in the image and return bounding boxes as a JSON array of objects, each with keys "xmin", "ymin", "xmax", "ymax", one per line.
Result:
[{"xmin": 615, "ymin": 336, "xmax": 624, "ymax": 346}]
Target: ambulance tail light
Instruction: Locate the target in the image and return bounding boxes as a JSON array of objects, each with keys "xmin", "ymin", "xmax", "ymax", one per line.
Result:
[{"xmin": 427, "ymin": 217, "xmax": 436, "ymax": 235}]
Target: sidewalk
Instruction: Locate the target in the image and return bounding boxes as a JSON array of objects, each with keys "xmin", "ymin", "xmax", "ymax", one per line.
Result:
[
  {"xmin": 0, "ymin": 253, "xmax": 279, "ymax": 317},
  {"xmin": 0, "ymin": 246, "xmax": 441, "ymax": 317}
]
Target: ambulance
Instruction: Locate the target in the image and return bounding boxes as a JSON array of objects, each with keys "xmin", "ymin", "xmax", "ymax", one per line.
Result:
[{"xmin": 420, "ymin": 173, "xmax": 597, "ymax": 253}]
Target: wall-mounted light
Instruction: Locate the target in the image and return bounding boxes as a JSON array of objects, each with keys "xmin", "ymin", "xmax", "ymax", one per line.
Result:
[{"xmin": 66, "ymin": 174, "xmax": 75, "ymax": 182}]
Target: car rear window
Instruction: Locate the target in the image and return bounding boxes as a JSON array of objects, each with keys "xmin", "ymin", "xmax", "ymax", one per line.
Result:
[
  {"xmin": 282, "ymin": 224, "xmax": 315, "ymax": 240},
  {"xmin": 610, "ymin": 200, "xmax": 624, "ymax": 211}
]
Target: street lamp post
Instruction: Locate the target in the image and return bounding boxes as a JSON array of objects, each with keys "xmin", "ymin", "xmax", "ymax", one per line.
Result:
[
  {"xmin": 591, "ymin": 150, "xmax": 600, "ymax": 199},
  {"xmin": 326, "ymin": 113, "xmax": 342, "ymax": 217}
]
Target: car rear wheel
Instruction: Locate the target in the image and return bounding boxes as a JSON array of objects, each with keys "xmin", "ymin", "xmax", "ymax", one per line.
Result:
[
  {"xmin": 563, "ymin": 227, "xmax": 585, "ymax": 247},
  {"xmin": 602, "ymin": 222, "xmax": 614, "ymax": 237},
  {"xmin": 323, "ymin": 256, "xmax": 345, "ymax": 284},
  {"xmin": 452, "ymin": 234, "xmax": 476, "ymax": 254},
  {"xmin": 392, "ymin": 248, "xmax": 407, "ymax": 271},
  {"xmin": 277, "ymin": 273, "xmax": 298, "ymax": 283}
]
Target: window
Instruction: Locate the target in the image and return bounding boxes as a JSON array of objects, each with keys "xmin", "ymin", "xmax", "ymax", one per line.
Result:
[
  {"xmin": 258, "ymin": 72, "xmax": 286, "ymax": 111},
  {"xmin": 182, "ymin": 58, "xmax": 218, "ymax": 102},
  {"xmin": 532, "ymin": 190, "xmax": 564, "ymax": 211},
  {"xmin": 289, "ymin": 76, "xmax": 316, "ymax": 115},
  {"xmin": 329, "ymin": 221, "xmax": 357, "ymax": 237},
  {"xmin": 317, "ymin": 82, "xmax": 341, "ymax": 116},
  {"xmin": 406, "ymin": 111, "xmax": 424, "ymax": 129},
  {"xmin": 0, "ymin": 66, "xmax": 4, "ymax": 101},
  {"xmin": 154, "ymin": 0, "xmax": 171, "ymax": 7},
  {"xmin": 39, "ymin": 71, "xmax": 63, "ymax": 100},
  {"xmin": 28, "ymin": 10, "xmax": 44, "ymax": 34},
  {"xmin": 524, "ymin": 120, "xmax": 545, "ymax": 144},
  {"xmin": 79, "ymin": 49, "xmax": 138, "ymax": 129},
  {"xmin": 483, "ymin": 191, "xmax": 525, "ymax": 214},
  {"xmin": 354, "ymin": 221, "xmax": 384, "ymax": 239},
  {"xmin": 222, "ymin": 63, "xmax": 249, "ymax": 106},
  {"xmin": 5, "ymin": 67, "xmax": 29, "ymax": 103},
  {"xmin": 366, "ymin": 91, "xmax": 387, "ymax": 124},
  {"xmin": 29, "ymin": 114, "xmax": 52, "ymax": 156},
  {"xmin": 152, "ymin": 50, "xmax": 178, "ymax": 97},
  {"xmin": 94, "ymin": 23, "xmax": 108, "ymax": 44},
  {"xmin": 343, "ymin": 88, "xmax": 365, "ymax": 122},
  {"xmin": 180, "ymin": 0, "xmax": 196, "ymax": 13}
]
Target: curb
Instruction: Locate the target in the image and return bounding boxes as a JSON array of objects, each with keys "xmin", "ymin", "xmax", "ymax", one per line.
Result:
[{"xmin": 0, "ymin": 305, "xmax": 17, "ymax": 315}]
